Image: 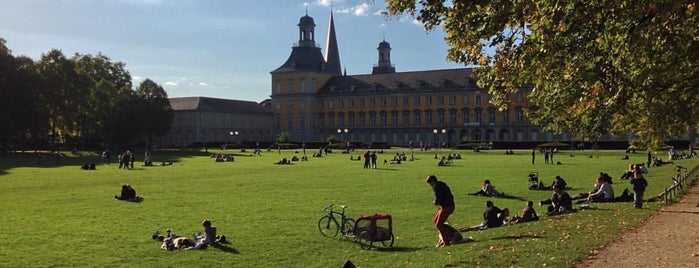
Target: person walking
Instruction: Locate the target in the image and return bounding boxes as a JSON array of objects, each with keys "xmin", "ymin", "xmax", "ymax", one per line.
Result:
[{"xmin": 426, "ymin": 175, "xmax": 455, "ymax": 247}]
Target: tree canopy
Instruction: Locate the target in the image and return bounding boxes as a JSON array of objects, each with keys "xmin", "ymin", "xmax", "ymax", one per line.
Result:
[
  {"xmin": 385, "ymin": 0, "xmax": 698, "ymax": 148},
  {"xmin": 0, "ymin": 38, "xmax": 173, "ymax": 152}
]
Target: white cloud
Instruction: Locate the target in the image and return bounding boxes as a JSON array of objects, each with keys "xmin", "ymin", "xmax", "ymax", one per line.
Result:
[
  {"xmin": 195, "ymin": 82, "xmax": 208, "ymax": 86},
  {"xmin": 164, "ymin": 81, "xmax": 179, "ymax": 86},
  {"xmin": 132, "ymin": 75, "xmax": 143, "ymax": 80},
  {"xmin": 315, "ymin": 0, "xmax": 333, "ymax": 7},
  {"xmin": 335, "ymin": 3, "xmax": 371, "ymax": 16},
  {"xmin": 411, "ymin": 18, "xmax": 421, "ymax": 25}
]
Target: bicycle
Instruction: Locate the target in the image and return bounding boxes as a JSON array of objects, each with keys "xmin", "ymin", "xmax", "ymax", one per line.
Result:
[
  {"xmin": 318, "ymin": 204, "xmax": 354, "ymax": 238},
  {"xmin": 673, "ymin": 165, "xmax": 687, "ymax": 189}
]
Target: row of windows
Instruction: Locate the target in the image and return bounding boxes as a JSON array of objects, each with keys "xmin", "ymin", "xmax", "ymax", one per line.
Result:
[
  {"xmin": 275, "ymin": 90, "xmax": 526, "ymax": 110},
  {"xmin": 275, "ymin": 78, "xmax": 318, "ymax": 94},
  {"xmin": 276, "ymin": 108, "xmax": 526, "ymax": 129}
]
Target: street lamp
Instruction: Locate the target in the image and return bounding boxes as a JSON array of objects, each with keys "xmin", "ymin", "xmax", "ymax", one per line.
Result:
[
  {"xmin": 337, "ymin": 128, "xmax": 349, "ymax": 150},
  {"xmin": 433, "ymin": 129, "xmax": 438, "ymax": 150},
  {"xmin": 229, "ymin": 131, "xmax": 239, "ymax": 148},
  {"xmin": 441, "ymin": 129, "xmax": 447, "ymax": 149}
]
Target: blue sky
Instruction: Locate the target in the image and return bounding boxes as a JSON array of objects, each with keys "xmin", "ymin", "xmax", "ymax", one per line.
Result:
[{"xmin": 0, "ymin": 0, "xmax": 463, "ymax": 102}]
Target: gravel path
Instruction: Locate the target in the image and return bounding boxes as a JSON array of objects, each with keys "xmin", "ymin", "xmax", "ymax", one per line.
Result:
[{"xmin": 575, "ymin": 179, "xmax": 699, "ymax": 267}]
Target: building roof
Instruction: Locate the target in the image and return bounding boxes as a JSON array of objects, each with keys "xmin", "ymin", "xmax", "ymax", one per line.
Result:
[
  {"xmin": 270, "ymin": 46, "xmax": 329, "ymax": 74},
  {"xmin": 169, "ymin": 97, "xmax": 272, "ymax": 115},
  {"xmin": 318, "ymin": 68, "xmax": 481, "ymax": 95}
]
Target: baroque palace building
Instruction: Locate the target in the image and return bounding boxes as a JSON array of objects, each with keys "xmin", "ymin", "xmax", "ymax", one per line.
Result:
[{"xmin": 270, "ymin": 12, "xmax": 554, "ymax": 147}]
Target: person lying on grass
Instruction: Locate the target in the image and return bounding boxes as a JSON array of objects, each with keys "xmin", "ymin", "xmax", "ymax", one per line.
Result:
[{"xmin": 468, "ymin": 180, "xmax": 504, "ymax": 197}]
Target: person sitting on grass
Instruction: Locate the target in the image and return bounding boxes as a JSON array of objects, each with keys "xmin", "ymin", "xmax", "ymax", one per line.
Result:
[
  {"xmin": 586, "ymin": 175, "xmax": 615, "ymax": 203},
  {"xmin": 542, "ymin": 186, "xmax": 574, "ymax": 215},
  {"xmin": 508, "ymin": 201, "xmax": 539, "ymax": 223},
  {"xmin": 458, "ymin": 200, "xmax": 509, "ymax": 232},
  {"xmin": 115, "ymin": 184, "xmax": 143, "ymax": 202},
  {"xmin": 468, "ymin": 180, "xmax": 504, "ymax": 197}
]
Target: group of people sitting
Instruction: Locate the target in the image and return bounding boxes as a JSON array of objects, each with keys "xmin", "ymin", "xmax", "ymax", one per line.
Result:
[
  {"xmin": 459, "ymin": 200, "xmax": 540, "ymax": 232},
  {"xmin": 212, "ymin": 154, "xmax": 234, "ymax": 162},
  {"xmin": 80, "ymin": 162, "xmax": 96, "ymax": 170},
  {"xmin": 152, "ymin": 220, "xmax": 227, "ymax": 250},
  {"xmin": 114, "ymin": 184, "xmax": 143, "ymax": 202}
]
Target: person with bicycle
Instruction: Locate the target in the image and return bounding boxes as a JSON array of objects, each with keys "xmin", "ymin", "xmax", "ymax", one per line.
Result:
[{"xmin": 426, "ymin": 175, "xmax": 456, "ymax": 247}]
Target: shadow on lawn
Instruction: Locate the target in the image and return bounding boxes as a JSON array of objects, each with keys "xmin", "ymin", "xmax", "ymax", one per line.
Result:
[
  {"xmin": 489, "ymin": 234, "xmax": 545, "ymax": 241},
  {"xmin": 212, "ymin": 243, "xmax": 239, "ymax": 254},
  {"xmin": 372, "ymin": 246, "xmax": 426, "ymax": 252}
]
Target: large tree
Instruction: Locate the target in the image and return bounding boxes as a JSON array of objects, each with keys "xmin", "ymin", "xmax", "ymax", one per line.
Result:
[
  {"xmin": 134, "ymin": 79, "xmax": 173, "ymax": 150},
  {"xmin": 0, "ymin": 39, "xmax": 46, "ymax": 151},
  {"xmin": 385, "ymin": 0, "xmax": 698, "ymax": 148}
]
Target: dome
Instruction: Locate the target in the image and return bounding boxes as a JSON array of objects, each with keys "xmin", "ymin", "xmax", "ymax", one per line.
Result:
[
  {"xmin": 298, "ymin": 15, "xmax": 315, "ymax": 26},
  {"xmin": 379, "ymin": 40, "xmax": 391, "ymax": 49}
]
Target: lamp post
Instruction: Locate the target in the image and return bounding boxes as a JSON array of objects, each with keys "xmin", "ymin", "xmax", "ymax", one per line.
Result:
[
  {"xmin": 441, "ymin": 128, "xmax": 447, "ymax": 149},
  {"xmin": 337, "ymin": 128, "xmax": 349, "ymax": 150},
  {"xmin": 229, "ymin": 131, "xmax": 239, "ymax": 148},
  {"xmin": 433, "ymin": 129, "xmax": 438, "ymax": 151}
]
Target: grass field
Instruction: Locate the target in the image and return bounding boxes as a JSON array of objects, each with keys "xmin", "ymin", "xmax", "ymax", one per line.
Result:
[{"xmin": 0, "ymin": 148, "xmax": 696, "ymax": 267}]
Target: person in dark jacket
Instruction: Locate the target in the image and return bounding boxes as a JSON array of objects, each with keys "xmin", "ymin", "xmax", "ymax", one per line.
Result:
[{"xmin": 426, "ymin": 175, "xmax": 455, "ymax": 247}]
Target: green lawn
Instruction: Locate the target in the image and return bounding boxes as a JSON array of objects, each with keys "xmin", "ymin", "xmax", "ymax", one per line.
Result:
[{"xmin": 0, "ymin": 148, "xmax": 695, "ymax": 267}]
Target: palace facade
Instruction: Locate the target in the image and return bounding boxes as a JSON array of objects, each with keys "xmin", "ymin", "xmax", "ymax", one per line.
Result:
[{"xmin": 270, "ymin": 12, "xmax": 554, "ymax": 147}]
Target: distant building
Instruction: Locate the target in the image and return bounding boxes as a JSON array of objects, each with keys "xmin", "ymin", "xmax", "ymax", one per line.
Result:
[
  {"xmin": 269, "ymin": 12, "xmax": 548, "ymax": 147},
  {"xmin": 158, "ymin": 97, "xmax": 273, "ymax": 147}
]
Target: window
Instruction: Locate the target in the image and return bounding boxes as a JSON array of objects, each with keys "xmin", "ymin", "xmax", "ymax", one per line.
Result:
[
  {"xmin": 299, "ymin": 100, "xmax": 305, "ymax": 109},
  {"xmin": 488, "ymin": 108, "xmax": 495, "ymax": 123},
  {"xmin": 370, "ymin": 98, "xmax": 376, "ymax": 107},
  {"xmin": 414, "ymin": 112, "xmax": 421, "ymax": 125},
  {"xmin": 380, "ymin": 112, "xmax": 387, "ymax": 126},
  {"xmin": 328, "ymin": 114, "xmax": 334, "ymax": 126},
  {"xmin": 360, "ymin": 98, "xmax": 365, "ymax": 107},
  {"xmin": 328, "ymin": 100, "xmax": 333, "ymax": 109},
  {"xmin": 391, "ymin": 97, "xmax": 398, "ymax": 106},
  {"xmin": 462, "ymin": 94, "xmax": 469, "ymax": 104},
  {"xmin": 392, "ymin": 113, "xmax": 398, "ymax": 126},
  {"xmin": 450, "ymin": 110, "xmax": 457, "ymax": 125},
  {"xmin": 299, "ymin": 115, "xmax": 305, "ymax": 128},
  {"xmin": 414, "ymin": 96, "xmax": 421, "ymax": 106},
  {"xmin": 287, "ymin": 79, "xmax": 294, "ymax": 93},
  {"xmin": 300, "ymin": 79, "xmax": 306, "ymax": 92},
  {"xmin": 349, "ymin": 99, "xmax": 355, "ymax": 108},
  {"xmin": 462, "ymin": 109, "xmax": 470, "ymax": 123},
  {"xmin": 403, "ymin": 97, "xmax": 409, "ymax": 106},
  {"xmin": 437, "ymin": 96, "xmax": 444, "ymax": 105},
  {"xmin": 402, "ymin": 112, "xmax": 409, "ymax": 125},
  {"xmin": 475, "ymin": 109, "xmax": 482, "ymax": 123},
  {"xmin": 287, "ymin": 115, "xmax": 293, "ymax": 128},
  {"xmin": 475, "ymin": 95, "xmax": 482, "ymax": 106},
  {"xmin": 516, "ymin": 108, "xmax": 524, "ymax": 123},
  {"xmin": 338, "ymin": 99, "xmax": 343, "ymax": 108},
  {"xmin": 287, "ymin": 101, "xmax": 293, "ymax": 110},
  {"xmin": 425, "ymin": 110, "xmax": 432, "ymax": 125},
  {"xmin": 449, "ymin": 95, "xmax": 456, "ymax": 105},
  {"xmin": 426, "ymin": 96, "xmax": 432, "ymax": 105},
  {"xmin": 381, "ymin": 98, "xmax": 387, "ymax": 107},
  {"xmin": 502, "ymin": 109, "xmax": 510, "ymax": 123},
  {"xmin": 370, "ymin": 113, "xmax": 376, "ymax": 126},
  {"xmin": 359, "ymin": 113, "xmax": 365, "ymax": 126},
  {"xmin": 349, "ymin": 113, "xmax": 355, "ymax": 126},
  {"xmin": 438, "ymin": 110, "xmax": 445, "ymax": 124},
  {"xmin": 310, "ymin": 78, "xmax": 317, "ymax": 91},
  {"xmin": 275, "ymin": 80, "xmax": 281, "ymax": 94},
  {"xmin": 338, "ymin": 113, "xmax": 345, "ymax": 126}
]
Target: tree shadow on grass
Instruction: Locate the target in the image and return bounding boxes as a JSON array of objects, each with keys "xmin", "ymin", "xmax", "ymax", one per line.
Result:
[
  {"xmin": 212, "ymin": 243, "xmax": 239, "ymax": 254},
  {"xmin": 372, "ymin": 246, "xmax": 426, "ymax": 252},
  {"xmin": 489, "ymin": 234, "xmax": 545, "ymax": 241}
]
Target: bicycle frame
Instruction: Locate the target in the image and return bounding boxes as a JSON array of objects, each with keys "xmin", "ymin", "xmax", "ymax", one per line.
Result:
[{"xmin": 318, "ymin": 204, "xmax": 354, "ymax": 237}]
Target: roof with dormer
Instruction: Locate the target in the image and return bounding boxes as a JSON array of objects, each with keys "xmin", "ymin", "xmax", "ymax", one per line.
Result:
[{"xmin": 317, "ymin": 68, "xmax": 481, "ymax": 95}]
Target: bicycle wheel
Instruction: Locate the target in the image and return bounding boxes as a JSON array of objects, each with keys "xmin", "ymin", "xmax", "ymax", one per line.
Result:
[
  {"xmin": 318, "ymin": 216, "xmax": 339, "ymax": 238},
  {"xmin": 380, "ymin": 232, "xmax": 394, "ymax": 247},
  {"xmin": 357, "ymin": 230, "xmax": 373, "ymax": 250},
  {"xmin": 341, "ymin": 218, "xmax": 354, "ymax": 240}
]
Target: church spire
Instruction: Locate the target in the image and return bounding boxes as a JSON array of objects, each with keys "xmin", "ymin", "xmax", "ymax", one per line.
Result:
[{"xmin": 324, "ymin": 11, "xmax": 342, "ymax": 76}]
